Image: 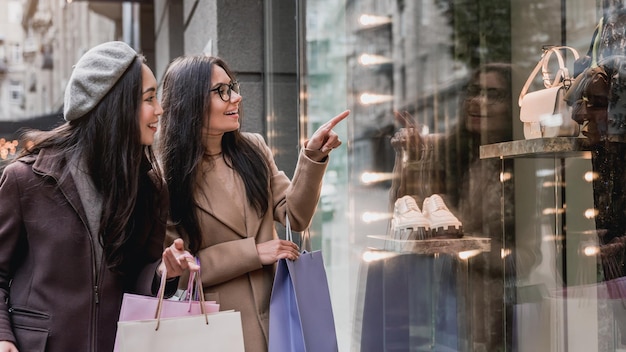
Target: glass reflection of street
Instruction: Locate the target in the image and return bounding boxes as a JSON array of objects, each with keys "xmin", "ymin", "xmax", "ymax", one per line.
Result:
[{"xmin": 314, "ymin": 179, "xmax": 391, "ymax": 351}]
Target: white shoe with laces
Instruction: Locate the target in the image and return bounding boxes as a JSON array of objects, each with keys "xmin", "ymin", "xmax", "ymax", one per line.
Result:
[
  {"xmin": 422, "ymin": 194, "xmax": 463, "ymax": 238},
  {"xmin": 391, "ymin": 195, "xmax": 430, "ymax": 240}
]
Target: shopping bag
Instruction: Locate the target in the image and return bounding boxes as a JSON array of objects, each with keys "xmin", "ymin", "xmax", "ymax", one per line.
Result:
[
  {"xmin": 117, "ymin": 292, "xmax": 219, "ymax": 320},
  {"xmin": 114, "ymin": 266, "xmax": 232, "ymax": 352},
  {"xmin": 116, "ymin": 310, "xmax": 245, "ymax": 351},
  {"xmin": 117, "ymin": 271, "xmax": 219, "ymax": 322},
  {"xmin": 268, "ymin": 215, "xmax": 339, "ymax": 352}
]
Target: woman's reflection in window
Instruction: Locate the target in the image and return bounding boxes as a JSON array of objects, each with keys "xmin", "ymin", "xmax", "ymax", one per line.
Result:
[{"xmin": 389, "ymin": 63, "xmax": 541, "ymax": 351}]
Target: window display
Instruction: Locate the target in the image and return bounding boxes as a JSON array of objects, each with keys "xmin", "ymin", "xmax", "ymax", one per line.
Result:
[{"xmin": 305, "ymin": 0, "xmax": 626, "ymax": 351}]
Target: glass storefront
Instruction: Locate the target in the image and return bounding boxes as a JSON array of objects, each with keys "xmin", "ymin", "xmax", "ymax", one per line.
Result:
[{"xmin": 304, "ymin": 0, "xmax": 626, "ymax": 351}]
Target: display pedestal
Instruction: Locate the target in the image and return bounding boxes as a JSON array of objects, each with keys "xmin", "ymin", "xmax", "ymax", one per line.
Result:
[
  {"xmin": 480, "ymin": 137, "xmax": 623, "ymax": 352},
  {"xmin": 362, "ymin": 235, "xmax": 491, "ymax": 351}
]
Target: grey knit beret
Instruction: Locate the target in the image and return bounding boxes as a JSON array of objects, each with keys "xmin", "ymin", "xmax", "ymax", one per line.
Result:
[{"xmin": 63, "ymin": 41, "xmax": 138, "ymax": 121}]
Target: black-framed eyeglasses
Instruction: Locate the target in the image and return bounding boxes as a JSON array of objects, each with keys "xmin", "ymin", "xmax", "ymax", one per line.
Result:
[
  {"xmin": 465, "ymin": 84, "xmax": 509, "ymax": 104},
  {"xmin": 210, "ymin": 81, "xmax": 240, "ymax": 102}
]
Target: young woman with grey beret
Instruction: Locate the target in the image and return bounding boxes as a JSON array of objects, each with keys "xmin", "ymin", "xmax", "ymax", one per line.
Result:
[{"xmin": 0, "ymin": 41, "xmax": 199, "ymax": 352}]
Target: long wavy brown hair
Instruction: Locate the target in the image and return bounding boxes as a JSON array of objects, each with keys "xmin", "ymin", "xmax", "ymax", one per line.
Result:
[{"xmin": 158, "ymin": 55, "xmax": 270, "ymax": 254}]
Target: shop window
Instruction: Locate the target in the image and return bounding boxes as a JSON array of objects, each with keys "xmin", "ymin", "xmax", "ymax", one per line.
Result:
[
  {"xmin": 7, "ymin": 0, "xmax": 22, "ymax": 24},
  {"xmin": 28, "ymin": 73, "xmax": 36, "ymax": 92},
  {"xmin": 41, "ymin": 44, "xmax": 53, "ymax": 70},
  {"xmin": 23, "ymin": 37, "xmax": 37, "ymax": 59},
  {"xmin": 10, "ymin": 43, "xmax": 22, "ymax": 65},
  {"xmin": 301, "ymin": 0, "xmax": 625, "ymax": 351},
  {"xmin": 9, "ymin": 79, "xmax": 23, "ymax": 105}
]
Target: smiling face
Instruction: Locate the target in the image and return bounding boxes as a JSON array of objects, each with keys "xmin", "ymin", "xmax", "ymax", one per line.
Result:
[
  {"xmin": 463, "ymin": 71, "xmax": 512, "ymax": 141},
  {"xmin": 139, "ymin": 63, "xmax": 163, "ymax": 145},
  {"xmin": 203, "ymin": 65, "xmax": 242, "ymax": 137}
]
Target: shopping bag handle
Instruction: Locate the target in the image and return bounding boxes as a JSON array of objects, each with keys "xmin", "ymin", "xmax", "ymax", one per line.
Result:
[
  {"xmin": 285, "ymin": 214, "xmax": 311, "ymax": 253},
  {"xmin": 154, "ymin": 260, "xmax": 208, "ymax": 330}
]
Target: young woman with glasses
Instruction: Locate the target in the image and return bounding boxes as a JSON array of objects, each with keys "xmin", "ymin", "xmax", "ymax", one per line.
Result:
[
  {"xmin": 462, "ymin": 63, "xmax": 514, "ymax": 143},
  {"xmin": 157, "ymin": 55, "xmax": 348, "ymax": 352}
]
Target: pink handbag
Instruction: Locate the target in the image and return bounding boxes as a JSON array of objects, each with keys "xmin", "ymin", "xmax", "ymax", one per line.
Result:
[{"xmin": 114, "ymin": 264, "xmax": 220, "ymax": 352}]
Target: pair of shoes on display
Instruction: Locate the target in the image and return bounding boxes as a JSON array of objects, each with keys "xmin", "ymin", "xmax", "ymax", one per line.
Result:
[
  {"xmin": 391, "ymin": 194, "xmax": 463, "ymax": 240},
  {"xmin": 391, "ymin": 195, "xmax": 430, "ymax": 241}
]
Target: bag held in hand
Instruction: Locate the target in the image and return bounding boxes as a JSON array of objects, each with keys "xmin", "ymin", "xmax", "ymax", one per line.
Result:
[
  {"xmin": 268, "ymin": 215, "xmax": 339, "ymax": 352},
  {"xmin": 519, "ymin": 46, "xmax": 581, "ymax": 139},
  {"xmin": 114, "ymin": 266, "xmax": 244, "ymax": 352},
  {"xmin": 116, "ymin": 310, "xmax": 244, "ymax": 352},
  {"xmin": 117, "ymin": 270, "xmax": 220, "ymax": 323}
]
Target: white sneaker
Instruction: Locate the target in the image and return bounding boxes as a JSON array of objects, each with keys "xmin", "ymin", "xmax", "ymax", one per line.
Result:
[
  {"xmin": 391, "ymin": 195, "xmax": 430, "ymax": 240},
  {"xmin": 422, "ymin": 194, "xmax": 463, "ymax": 238}
]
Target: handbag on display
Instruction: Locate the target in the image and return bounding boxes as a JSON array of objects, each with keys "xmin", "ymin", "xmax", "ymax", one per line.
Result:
[
  {"xmin": 114, "ymin": 266, "xmax": 244, "ymax": 352},
  {"xmin": 518, "ymin": 45, "xmax": 581, "ymax": 139},
  {"xmin": 268, "ymin": 215, "xmax": 339, "ymax": 352}
]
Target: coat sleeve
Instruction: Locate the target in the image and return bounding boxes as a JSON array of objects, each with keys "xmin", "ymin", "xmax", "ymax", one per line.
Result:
[
  {"xmin": 246, "ymin": 133, "xmax": 329, "ymax": 231},
  {"xmin": 0, "ymin": 164, "xmax": 25, "ymax": 345},
  {"xmin": 188, "ymin": 133, "xmax": 330, "ymax": 287},
  {"xmin": 166, "ymin": 213, "xmax": 264, "ymax": 286},
  {"xmin": 195, "ymin": 237, "xmax": 263, "ymax": 286}
]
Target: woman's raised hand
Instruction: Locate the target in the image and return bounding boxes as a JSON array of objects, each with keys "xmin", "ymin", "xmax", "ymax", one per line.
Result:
[
  {"xmin": 391, "ymin": 110, "xmax": 423, "ymax": 156},
  {"xmin": 306, "ymin": 110, "xmax": 350, "ymax": 160}
]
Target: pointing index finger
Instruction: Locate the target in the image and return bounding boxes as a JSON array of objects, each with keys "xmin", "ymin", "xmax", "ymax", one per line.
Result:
[{"xmin": 323, "ymin": 110, "xmax": 350, "ymax": 130}]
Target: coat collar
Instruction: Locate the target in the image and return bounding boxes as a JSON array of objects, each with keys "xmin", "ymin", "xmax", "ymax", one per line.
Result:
[
  {"xmin": 194, "ymin": 163, "xmax": 259, "ymax": 239},
  {"xmin": 28, "ymin": 149, "xmax": 90, "ymax": 230}
]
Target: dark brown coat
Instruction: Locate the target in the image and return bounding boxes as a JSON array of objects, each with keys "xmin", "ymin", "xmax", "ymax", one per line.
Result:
[{"xmin": 0, "ymin": 148, "xmax": 168, "ymax": 352}]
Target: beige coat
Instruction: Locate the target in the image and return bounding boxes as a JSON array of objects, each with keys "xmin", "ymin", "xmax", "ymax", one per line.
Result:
[{"xmin": 167, "ymin": 133, "xmax": 327, "ymax": 352}]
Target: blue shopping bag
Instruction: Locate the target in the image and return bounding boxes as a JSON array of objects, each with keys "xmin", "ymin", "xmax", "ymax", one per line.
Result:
[{"xmin": 268, "ymin": 217, "xmax": 338, "ymax": 352}]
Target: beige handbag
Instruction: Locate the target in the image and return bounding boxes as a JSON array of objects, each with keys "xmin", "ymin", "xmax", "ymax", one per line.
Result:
[{"xmin": 518, "ymin": 46, "xmax": 581, "ymax": 139}]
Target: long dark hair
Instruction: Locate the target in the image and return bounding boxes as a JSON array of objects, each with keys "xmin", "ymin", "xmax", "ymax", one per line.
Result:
[
  {"xmin": 159, "ymin": 55, "xmax": 269, "ymax": 253},
  {"xmin": 19, "ymin": 56, "xmax": 163, "ymax": 272}
]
